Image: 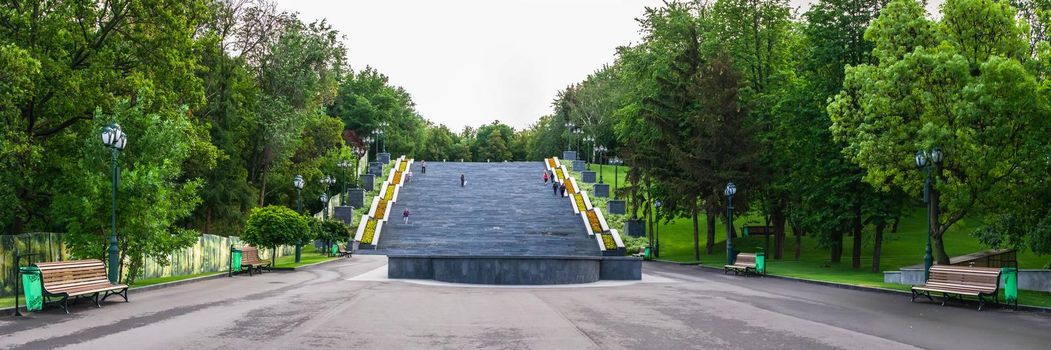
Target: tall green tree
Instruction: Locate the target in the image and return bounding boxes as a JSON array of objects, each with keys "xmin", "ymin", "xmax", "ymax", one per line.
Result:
[{"xmin": 830, "ymin": 0, "xmax": 1051, "ymax": 264}]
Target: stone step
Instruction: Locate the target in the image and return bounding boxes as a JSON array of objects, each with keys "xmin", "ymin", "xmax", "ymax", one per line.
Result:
[{"xmin": 375, "ymin": 161, "xmax": 598, "ymax": 256}]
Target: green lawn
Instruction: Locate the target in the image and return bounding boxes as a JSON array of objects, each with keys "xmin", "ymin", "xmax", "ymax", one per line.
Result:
[
  {"xmin": 273, "ymin": 245, "xmax": 339, "ymax": 268},
  {"xmin": 565, "ymin": 162, "xmax": 1051, "ymax": 308}
]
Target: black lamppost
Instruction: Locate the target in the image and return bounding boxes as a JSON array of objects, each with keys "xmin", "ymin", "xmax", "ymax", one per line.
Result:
[
  {"xmin": 363, "ymin": 136, "xmax": 374, "ymax": 161},
  {"xmin": 595, "ymin": 145, "xmax": 607, "ymax": 183},
  {"xmin": 916, "ymin": 148, "xmax": 943, "ymax": 280},
  {"xmin": 378, "ymin": 121, "xmax": 389, "ymax": 153},
  {"xmin": 654, "ymin": 199, "xmax": 662, "ymax": 258},
  {"xmin": 725, "ymin": 182, "xmax": 737, "ymax": 266},
  {"xmin": 101, "ymin": 123, "xmax": 127, "ymax": 283},
  {"xmin": 320, "ymin": 175, "xmax": 335, "ymax": 212},
  {"xmin": 354, "ymin": 143, "xmax": 367, "ymax": 184},
  {"xmin": 319, "ymin": 193, "xmax": 330, "ymax": 219},
  {"xmin": 573, "ymin": 128, "xmax": 583, "ymax": 158},
  {"xmin": 293, "ymin": 174, "xmax": 304, "ymax": 263},
  {"xmin": 610, "ymin": 156, "xmax": 622, "ymax": 198},
  {"xmin": 564, "ymin": 122, "xmax": 574, "ymax": 151},
  {"xmin": 584, "ymin": 135, "xmax": 595, "ymax": 168},
  {"xmin": 338, "ymin": 160, "xmax": 351, "ymax": 205}
]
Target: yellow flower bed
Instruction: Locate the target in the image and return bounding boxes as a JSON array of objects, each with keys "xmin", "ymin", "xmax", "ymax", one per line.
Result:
[
  {"xmin": 546, "ymin": 158, "xmax": 556, "ymax": 168},
  {"xmin": 555, "ymin": 169, "xmax": 566, "ymax": 181},
  {"xmin": 601, "ymin": 234, "xmax": 617, "ymax": 250},
  {"xmin": 392, "ymin": 171, "xmax": 403, "ymax": 184},
  {"xmin": 375, "ymin": 199, "xmax": 389, "ymax": 217},
  {"xmin": 573, "ymin": 193, "xmax": 586, "ymax": 210},
  {"xmin": 585, "ymin": 210, "xmax": 602, "ymax": 233},
  {"xmin": 398, "ymin": 161, "xmax": 407, "ymax": 172},
  {"xmin": 565, "ymin": 181, "xmax": 576, "ymax": 194},
  {"xmin": 383, "ymin": 185, "xmax": 396, "ymax": 201},
  {"xmin": 361, "ymin": 218, "xmax": 378, "ymax": 244}
]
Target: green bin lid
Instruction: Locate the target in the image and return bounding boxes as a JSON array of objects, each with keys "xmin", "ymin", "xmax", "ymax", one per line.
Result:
[{"xmin": 20, "ymin": 266, "xmax": 40, "ymax": 273}]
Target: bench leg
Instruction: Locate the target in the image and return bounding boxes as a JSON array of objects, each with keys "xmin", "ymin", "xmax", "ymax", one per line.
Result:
[
  {"xmin": 978, "ymin": 295, "xmax": 986, "ymax": 311},
  {"xmin": 102, "ymin": 288, "xmax": 129, "ymax": 302},
  {"xmin": 61, "ymin": 296, "xmax": 70, "ymax": 314}
]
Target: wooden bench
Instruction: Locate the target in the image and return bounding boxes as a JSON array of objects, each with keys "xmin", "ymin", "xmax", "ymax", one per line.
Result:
[
  {"xmin": 337, "ymin": 243, "xmax": 353, "ymax": 257},
  {"xmin": 240, "ymin": 246, "xmax": 272, "ymax": 276},
  {"xmin": 911, "ymin": 265, "xmax": 1001, "ymax": 311},
  {"xmin": 724, "ymin": 253, "xmax": 760, "ymax": 275},
  {"xmin": 34, "ymin": 260, "xmax": 128, "ymax": 314},
  {"xmin": 743, "ymin": 226, "xmax": 774, "ymax": 236}
]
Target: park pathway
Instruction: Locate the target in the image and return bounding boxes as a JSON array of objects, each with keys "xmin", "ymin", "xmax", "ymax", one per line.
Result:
[
  {"xmin": 374, "ymin": 161, "xmax": 598, "ymax": 256},
  {"xmin": 2, "ymin": 256, "xmax": 1049, "ymax": 349}
]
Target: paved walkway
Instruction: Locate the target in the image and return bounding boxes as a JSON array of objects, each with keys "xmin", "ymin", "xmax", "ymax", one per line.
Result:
[
  {"xmin": 2, "ymin": 256, "xmax": 1047, "ymax": 349},
  {"xmin": 377, "ymin": 162, "xmax": 597, "ymax": 256}
]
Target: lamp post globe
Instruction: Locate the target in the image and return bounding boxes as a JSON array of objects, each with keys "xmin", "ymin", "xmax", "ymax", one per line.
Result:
[
  {"xmin": 101, "ymin": 123, "xmax": 127, "ymax": 283},
  {"xmin": 725, "ymin": 182, "xmax": 737, "ymax": 266}
]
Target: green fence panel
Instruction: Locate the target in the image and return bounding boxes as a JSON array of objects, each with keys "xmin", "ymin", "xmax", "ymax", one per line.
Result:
[{"xmin": 20, "ymin": 266, "xmax": 43, "ymax": 311}]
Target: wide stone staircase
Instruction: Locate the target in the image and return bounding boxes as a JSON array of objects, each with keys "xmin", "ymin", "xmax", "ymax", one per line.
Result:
[{"xmin": 371, "ymin": 161, "xmax": 599, "ymax": 256}]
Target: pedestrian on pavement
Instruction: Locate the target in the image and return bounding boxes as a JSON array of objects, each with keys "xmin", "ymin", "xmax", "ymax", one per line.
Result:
[
  {"xmin": 559, "ymin": 182, "xmax": 567, "ymax": 197},
  {"xmin": 460, "ymin": 173, "xmax": 466, "ymax": 187},
  {"xmin": 403, "ymin": 207, "xmax": 410, "ymax": 224},
  {"xmin": 406, "ymin": 170, "xmax": 413, "ymax": 183},
  {"xmin": 552, "ymin": 181, "xmax": 559, "ymax": 196},
  {"xmin": 543, "ymin": 171, "xmax": 549, "ymax": 184},
  {"xmin": 421, "ymin": 160, "xmax": 427, "ymax": 174}
]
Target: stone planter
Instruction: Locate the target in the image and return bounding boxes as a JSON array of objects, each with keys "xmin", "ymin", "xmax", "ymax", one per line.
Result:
[
  {"xmin": 377, "ymin": 152, "xmax": 391, "ymax": 164},
  {"xmin": 368, "ymin": 162, "xmax": 383, "ymax": 175},
  {"xmin": 593, "ymin": 183, "xmax": 609, "ymax": 198},
  {"xmin": 582, "ymin": 171, "xmax": 596, "ymax": 183},
  {"xmin": 572, "ymin": 160, "xmax": 586, "ymax": 171},
  {"xmin": 608, "ymin": 200, "xmax": 626, "ymax": 215},
  {"xmin": 625, "ymin": 219, "xmax": 645, "ymax": 237},
  {"xmin": 361, "ymin": 174, "xmax": 376, "ymax": 191},
  {"xmin": 562, "ymin": 150, "xmax": 577, "ymax": 161},
  {"xmin": 333, "ymin": 206, "xmax": 355, "ymax": 225},
  {"xmin": 346, "ymin": 188, "xmax": 366, "ymax": 208}
]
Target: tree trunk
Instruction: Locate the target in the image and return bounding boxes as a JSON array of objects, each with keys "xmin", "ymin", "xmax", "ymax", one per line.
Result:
[
  {"xmin": 931, "ymin": 188, "xmax": 950, "ymax": 264},
  {"xmin": 831, "ymin": 231, "xmax": 843, "ymax": 263},
  {"xmin": 891, "ymin": 216, "xmax": 900, "ymax": 233},
  {"xmin": 692, "ymin": 206, "xmax": 700, "ymax": 261},
  {"xmin": 646, "ymin": 201, "xmax": 654, "ymax": 249},
  {"xmin": 772, "ymin": 209, "xmax": 786, "ymax": 260},
  {"xmin": 872, "ymin": 222, "xmax": 885, "ymax": 273},
  {"xmin": 706, "ymin": 209, "xmax": 716, "ymax": 255},
  {"xmin": 793, "ymin": 225, "xmax": 802, "ymax": 261},
  {"xmin": 259, "ymin": 170, "xmax": 268, "ymax": 206},
  {"xmin": 851, "ymin": 205, "xmax": 862, "ymax": 269}
]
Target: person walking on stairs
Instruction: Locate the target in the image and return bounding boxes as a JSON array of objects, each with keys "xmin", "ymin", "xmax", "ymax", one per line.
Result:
[
  {"xmin": 460, "ymin": 173, "xmax": 466, "ymax": 187},
  {"xmin": 543, "ymin": 171, "xmax": 549, "ymax": 184},
  {"xmin": 421, "ymin": 160, "xmax": 427, "ymax": 174},
  {"xmin": 403, "ymin": 207, "xmax": 410, "ymax": 224},
  {"xmin": 552, "ymin": 181, "xmax": 559, "ymax": 196},
  {"xmin": 559, "ymin": 182, "xmax": 567, "ymax": 197}
]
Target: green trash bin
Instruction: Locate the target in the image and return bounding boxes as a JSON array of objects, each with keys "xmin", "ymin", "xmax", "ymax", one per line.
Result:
[
  {"xmin": 331, "ymin": 244, "xmax": 338, "ymax": 256},
  {"xmin": 1002, "ymin": 267, "xmax": 1018, "ymax": 309},
  {"xmin": 644, "ymin": 247, "xmax": 652, "ymax": 260},
  {"xmin": 756, "ymin": 252, "xmax": 766, "ymax": 275},
  {"xmin": 230, "ymin": 247, "xmax": 243, "ymax": 277},
  {"xmin": 20, "ymin": 266, "xmax": 43, "ymax": 312}
]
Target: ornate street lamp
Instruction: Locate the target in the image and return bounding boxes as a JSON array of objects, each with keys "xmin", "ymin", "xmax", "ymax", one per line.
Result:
[
  {"xmin": 583, "ymin": 135, "xmax": 595, "ymax": 167},
  {"xmin": 725, "ymin": 182, "xmax": 737, "ymax": 266},
  {"xmin": 595, "ymin": 145, "xmax": 607, "ymax": 183},
  {"xmin": 293, "ymin": 174, "xmax": 305, "ymax": 263},
  {"xmin": 610, "ymin": 156, "xmax": 623, "ymax": 199},
  {"xmin": 564, "ymin": 122, "xmax": 574, "ymax": 151},
  {"xmin": 101, "ymin": 123, "xmax": 127, "ymax": 283},
  {"xmin": 377, "ymin": 121, "xmax": 389, "ymax": 153},
  {"xmin": 573, "ymin": 128, "xmax": 583, "ymax": 158},
  {"xmin": 916, "ymin": 147, "xmax": 943, "ymax": 280},
  {"xmin": 654, "ymin": 199, "xmax": 662, "ymax": 258},
  {"xmin": 363, "ymin": 136, "xmax": 374, "ymax": 161},
  {"xmin": 338, "ymin": 160, "xmax": 351, "ymax": 205},
  {"xmin": 320, "ymin": 193, "xmax": 330, "ymax": 218}
]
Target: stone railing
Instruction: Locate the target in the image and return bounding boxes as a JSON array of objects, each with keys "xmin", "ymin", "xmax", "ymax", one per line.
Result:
[
  {"xmin": 354, "ymin": 155, "xmax": 413, "ymax": 248},
  {"xmin": 546, "ymin": 157, "xmax": 625, "ymax": 255}
]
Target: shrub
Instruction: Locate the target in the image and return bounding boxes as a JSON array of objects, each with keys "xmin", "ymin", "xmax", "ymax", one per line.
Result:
[{"xmin": 243, "ymin": 206, "xmax": 311, "ymax": 261}]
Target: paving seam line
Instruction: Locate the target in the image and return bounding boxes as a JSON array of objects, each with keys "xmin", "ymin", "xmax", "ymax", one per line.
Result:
[{"xmin": 646, "ymin": 259, "xmax": 1050, "ymax": 313}]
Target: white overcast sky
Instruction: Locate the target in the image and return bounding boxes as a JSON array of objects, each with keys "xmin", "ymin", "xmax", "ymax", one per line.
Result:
[{"xmin": 276, "ymin": 0, "xmax": 944, "ymax": 130}]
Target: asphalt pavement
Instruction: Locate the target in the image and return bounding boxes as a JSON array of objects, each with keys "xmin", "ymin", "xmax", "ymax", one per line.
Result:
[{"xmin": 1, "ymin": 256, "xmax": 1048, "ymax": 349}]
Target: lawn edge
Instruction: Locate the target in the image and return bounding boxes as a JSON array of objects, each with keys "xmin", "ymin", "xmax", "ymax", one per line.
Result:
[{"xmin": 650, "ymin": 259, "xmax": 1051, "ymax": 313}]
